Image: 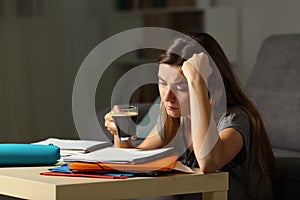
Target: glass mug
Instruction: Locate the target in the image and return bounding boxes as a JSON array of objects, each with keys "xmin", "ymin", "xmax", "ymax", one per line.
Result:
[{"xmin": 111, "ymin": 105, "xmax": 138, "ymax": 142}]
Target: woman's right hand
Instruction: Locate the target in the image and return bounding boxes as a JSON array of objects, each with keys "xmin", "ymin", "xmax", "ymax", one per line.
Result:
[{"xmin": 104, "ymin": 112, "xmax": 117, "ymax": 136}]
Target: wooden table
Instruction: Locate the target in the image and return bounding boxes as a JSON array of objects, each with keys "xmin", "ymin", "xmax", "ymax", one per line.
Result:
[{"xmin": 0, "ymin": 167, "xmax": 228, "ymax": 200}]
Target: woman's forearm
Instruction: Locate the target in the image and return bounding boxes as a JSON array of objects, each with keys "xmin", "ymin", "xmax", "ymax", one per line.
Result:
[
  {"xmin": 188, "ymin": 74, "xmax": 222, "ymax": 173},
  {"xmin": 188, "ymin": 73, "xmax": 212, "ymax": 139},
  {"xmin": 182, "ymin": 54, "xmax": 223, "ymax": 172}
]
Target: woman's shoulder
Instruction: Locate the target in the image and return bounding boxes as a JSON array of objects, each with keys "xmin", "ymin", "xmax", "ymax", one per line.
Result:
[
  {"xmin": 217, "ymin": 107, "xmax": 250, "ymax": 135},
  {"xmin": 219, "ymin": 106, "xmax": 249, "ymax": 121},
  {"xmin": 226, "ymin": 107, "xmax": 248, "ymax": 117}
]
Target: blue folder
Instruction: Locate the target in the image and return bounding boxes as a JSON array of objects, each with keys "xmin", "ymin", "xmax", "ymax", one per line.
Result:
[{"xmin": 0, "ymin": 144, "xmax": 60, "ymax": 166}]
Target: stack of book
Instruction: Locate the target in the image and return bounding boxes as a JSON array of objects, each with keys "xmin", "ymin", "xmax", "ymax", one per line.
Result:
[
  {"xmin": 37, "ymin": 138, "xmax": 193, "ymax": 178},
  {"xmin": 64, "ymin": 147, "xmax": 178, "ymax": 173}
]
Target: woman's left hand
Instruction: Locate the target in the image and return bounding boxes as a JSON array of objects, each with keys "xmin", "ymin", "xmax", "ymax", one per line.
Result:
[{"xmin": 182, "ymin": 53, "xmax": 212, "ymax": 85}]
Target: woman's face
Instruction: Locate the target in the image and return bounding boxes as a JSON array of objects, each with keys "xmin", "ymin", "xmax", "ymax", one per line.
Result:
[{"xmin": 158, "ymin": 63, "xmax": 190, "ymax": 118}]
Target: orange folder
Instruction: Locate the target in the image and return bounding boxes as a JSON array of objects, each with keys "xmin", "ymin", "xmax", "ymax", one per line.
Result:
[{"xmin": 69, "ymin": 152, "xmax": 179, "ymax": 173}]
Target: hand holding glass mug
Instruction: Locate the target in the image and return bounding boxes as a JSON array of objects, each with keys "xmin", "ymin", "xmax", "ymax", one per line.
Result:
[{"xmin": 105, "ymin": 105, "xmax": 138, "ymax": 142}]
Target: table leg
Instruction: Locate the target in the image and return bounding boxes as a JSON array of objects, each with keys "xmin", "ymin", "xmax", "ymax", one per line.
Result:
[{"xmin": 203, "ymin": 191, "xmax": 227, "ymax": 200}]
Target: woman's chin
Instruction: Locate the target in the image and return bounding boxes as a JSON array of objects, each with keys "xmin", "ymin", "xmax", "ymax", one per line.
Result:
[{"xmin": 166, "ymin": 110, "xmax": 181, "ymax": 118}]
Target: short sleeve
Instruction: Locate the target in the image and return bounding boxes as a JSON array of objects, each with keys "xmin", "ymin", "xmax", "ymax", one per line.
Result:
[{"xmin": 217, "ymin": 109, "xmax": 251, "ymax": 151}]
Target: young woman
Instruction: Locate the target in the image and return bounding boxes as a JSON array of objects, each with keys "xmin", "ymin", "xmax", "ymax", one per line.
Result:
[{"xmin": 104, "ymin": 32, "xmax": 275, "ymax": 200}]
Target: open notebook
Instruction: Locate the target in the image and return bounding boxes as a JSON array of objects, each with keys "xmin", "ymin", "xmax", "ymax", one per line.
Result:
[{"xmin": 33, "ymin": 138, "xmax": 112, "ymax": 156}]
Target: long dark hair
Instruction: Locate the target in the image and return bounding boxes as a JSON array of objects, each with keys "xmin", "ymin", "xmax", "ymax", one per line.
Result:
[{"xmin": 158, "ymin": 32, "xmax": 276, "ymax": 190}]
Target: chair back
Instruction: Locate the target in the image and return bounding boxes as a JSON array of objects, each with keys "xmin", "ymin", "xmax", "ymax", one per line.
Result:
[{"xmin": 246, "ymin": 34, "xmax": 300, "ymax": 153}]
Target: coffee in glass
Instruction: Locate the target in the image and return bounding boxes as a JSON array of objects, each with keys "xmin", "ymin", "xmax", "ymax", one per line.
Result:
[{"xmin": 111, "ymin": 105, "xmax": 138, "ymax": 142}]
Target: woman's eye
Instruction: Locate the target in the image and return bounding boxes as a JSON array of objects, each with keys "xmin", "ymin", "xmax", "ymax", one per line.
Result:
[{"xmin": 175, "ymin": 85, "xmax": 188, "ymax": 92}]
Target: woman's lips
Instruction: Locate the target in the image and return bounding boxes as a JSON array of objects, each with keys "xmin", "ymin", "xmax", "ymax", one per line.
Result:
[{"xmin": 165, "ymin": 105, "xmax": 178, "ymax": 110}]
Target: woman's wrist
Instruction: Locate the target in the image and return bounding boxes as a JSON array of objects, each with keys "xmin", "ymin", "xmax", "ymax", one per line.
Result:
[{"xmin": 114, "ymin": 135, "xmax": 134, "ymax": 148}]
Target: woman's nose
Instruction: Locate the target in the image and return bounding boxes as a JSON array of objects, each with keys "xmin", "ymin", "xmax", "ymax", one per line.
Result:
[{"xmin": 163, "ymin": 88, "xmax": 176, "ymax": 102}]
